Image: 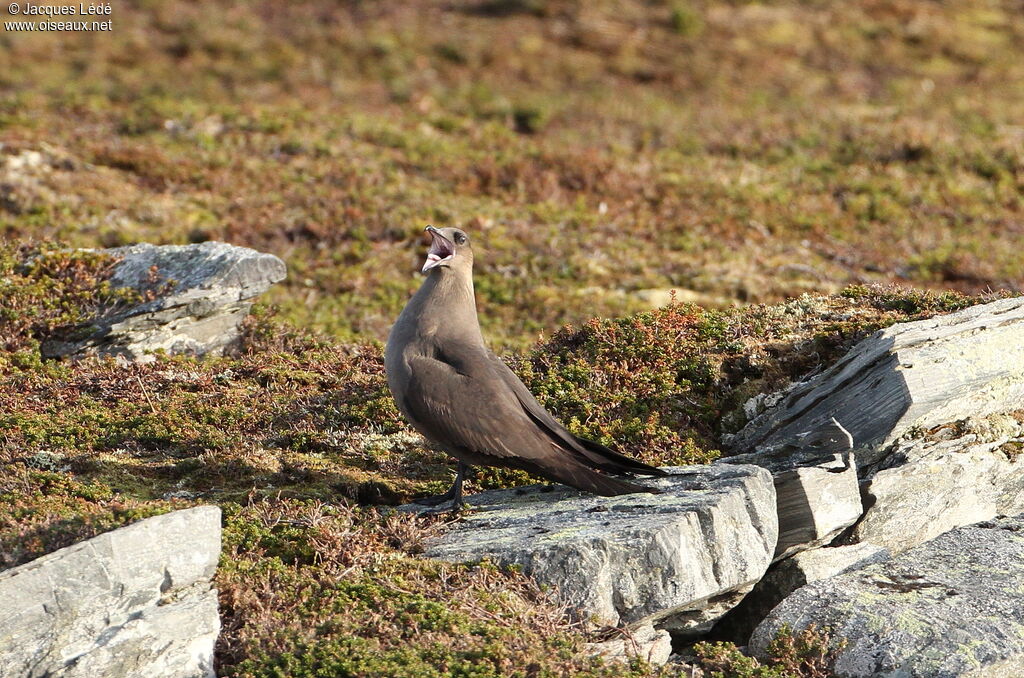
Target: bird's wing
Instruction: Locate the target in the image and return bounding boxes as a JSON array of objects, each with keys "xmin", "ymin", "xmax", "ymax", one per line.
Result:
[
  {"xmin": 403, "ymin": 342, "xmax": 659, "ymax": 496},
  {"xmin": 486, "ymin": 351, "xmax": 668, "ymax": 476},
  {"xmin": 402, "ymin": 344, "xmax": 556, "ymax": 466}
]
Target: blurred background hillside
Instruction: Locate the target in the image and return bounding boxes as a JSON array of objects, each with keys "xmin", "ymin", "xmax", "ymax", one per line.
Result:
[{"xmin": 2, "ymin": 0, "xmax": 1022, "ymax": 347}]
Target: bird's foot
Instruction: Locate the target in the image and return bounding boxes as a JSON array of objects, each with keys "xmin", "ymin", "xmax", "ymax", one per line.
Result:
[
  {"xmin": 413, "ymin": 492, "xmax": 456, "ymax": 507},
  {"xmin": 413, "ymin": 485, "xmax": 462, "ymax": 507},
  {"xmin": 411, "ymin": 495, "xmax": 469, "ymax": 515},
  {"xmin": 413, "ymin": 462, "xmax": 470, "ymax": 511},
  {"xmin": 421, "ymin": 500, "xmax": 469, "ymax": 515}
]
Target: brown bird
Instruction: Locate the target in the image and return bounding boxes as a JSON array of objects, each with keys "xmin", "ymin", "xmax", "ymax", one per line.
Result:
[{"xmin": 385, "ymin": 226, "xmax": 667, "ymax": 510}]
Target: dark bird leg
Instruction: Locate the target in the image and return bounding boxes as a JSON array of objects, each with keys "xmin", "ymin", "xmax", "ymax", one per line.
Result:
[{"xmin": 414, "ymin": 461, "xmax": 471, "ymax": 511}]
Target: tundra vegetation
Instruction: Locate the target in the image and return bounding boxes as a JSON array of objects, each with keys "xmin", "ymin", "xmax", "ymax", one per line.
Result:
[{"xmin": 1, "ymin": 1, "xmax": 1021, "ymax": 676}]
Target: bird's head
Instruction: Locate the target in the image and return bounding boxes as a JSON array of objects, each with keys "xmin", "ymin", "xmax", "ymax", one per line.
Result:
[{"xmin": 422, "ymin": 226, "xmax": 473, "ymax": 274}]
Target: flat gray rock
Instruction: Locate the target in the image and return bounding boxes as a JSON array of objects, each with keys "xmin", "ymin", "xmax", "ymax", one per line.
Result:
[
  {"xmin": 771, "ymin": 452, "xmax": 861, "ymax": 560},
  {"xmin": 845, "ymin": 413, "xmax": 1024, "ymax": 553},
  {"xmin": 42, "ymin": 242, "xmax": 286, "ymax": 362},
  {"xmin": 726, "ymin": 297, "xmax": 1024, "ymax": 471},
  {"xmin": 750, "ymin": 514, "xmax": 1024, "ymax": 677},
  {"xmin": 720, "ymin": 418, "xmax": 861, "ymax": 560},
  {"xmin": 0, "ymin": 506, "xmax": 221, "ymax": 678},
  {"xmin": 415, "ymin": 465, "xmax": 777, "ymax": 634}
]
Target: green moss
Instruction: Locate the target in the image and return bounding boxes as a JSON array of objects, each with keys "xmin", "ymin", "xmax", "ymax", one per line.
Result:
[
  {"xmin": 693, "ymin": 642, "xmax": 792, "ymax": 678},
  {"xmin": 839, "ymin": 284, "xmax": 979, "ymax": 316},
  {"xmin": 694, "ymin": 625, "xmax": 846, "ymax": 677},
  {"xmin": 516, "ymin": 304, "xmax": 734, "ymax": 467},
  {"xmin": 0, "ymin": 243, "xmax": 140, "ymax": 365},
  {"xmin": 669, "ymin": 2, "xmax": 704, "ymax": 38},
  {"xmin": 216, "ymin": 500, "xmax": 664, "ymax": 678}
]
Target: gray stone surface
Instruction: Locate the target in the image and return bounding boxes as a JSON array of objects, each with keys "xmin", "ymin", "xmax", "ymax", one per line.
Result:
[
  {"xmin": 750, "ymin": 514, "xmax": 1024, "ymax": 677},
  {"xmin": 587, "ymin": 621, "xmax": 673, "ymax": 665},
  {"xmin": 726, "ymin": 297, "xmax": 1024, "ymax": 471},
  {"xmin": 41, "ymin": 242, "xmax": 286, "ymax": 362},
  {"xmin": 845, "ymin": 414, "xmax": 1024, "ymax": 553},
  {"xmin": 416, "ymin": 465, "xmax": 777, "ymax": 634},
  {"xmin": 721, "ymin": 418, "xmax": 861, "ymax": 560},
  {"xmin": 773, "ymin": 542, "xmax": 889, "ymax": 586},
  {"xmin": 771, "ymin": 452, "xmax": 861, "ymax": 560},
  {"xmin": 714, "ymin": 543, "xmax": 888, "ymax": 645},
  {"xmin": 0, "ymin": 506, "xmax": 222, "ymax": 678}
]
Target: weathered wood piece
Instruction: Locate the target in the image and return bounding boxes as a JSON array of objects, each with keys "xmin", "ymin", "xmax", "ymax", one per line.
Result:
[
  {"xmin": 410, "ymin": 465, "xmax": 777, "ymax": 636},
  {"xmin": 41, "ymin": 242, "xmax": 286, "ymax": 362},
  {"xmin": 726, "ymin": 297, "xmax": 1024, "ymax": 471}
]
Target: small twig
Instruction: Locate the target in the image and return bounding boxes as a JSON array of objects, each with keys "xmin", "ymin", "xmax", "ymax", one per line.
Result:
[{"xmin": 136, "ymin": 375, "xmax": 157, "ymax": 414}]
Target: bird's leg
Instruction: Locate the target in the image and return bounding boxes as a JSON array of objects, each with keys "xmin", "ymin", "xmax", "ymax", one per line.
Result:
[
  {"xmin": 448, "ymin": 461, "xmax": 468, "ymax": 509},
  {"xmin": 413, "ymin": 462, "xmax": 472, "ymax": 511}
]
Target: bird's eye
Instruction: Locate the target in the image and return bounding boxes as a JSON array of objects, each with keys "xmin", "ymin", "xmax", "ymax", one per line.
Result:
[{"xmin": 455, "ymin": 233, "xmax": 467, "ymax": 245}]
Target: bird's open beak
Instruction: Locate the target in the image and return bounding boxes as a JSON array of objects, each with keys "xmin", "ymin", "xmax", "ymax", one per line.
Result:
[{"xmin": 422, "ymin": 226, "xmax": 455, "ymax": 273}]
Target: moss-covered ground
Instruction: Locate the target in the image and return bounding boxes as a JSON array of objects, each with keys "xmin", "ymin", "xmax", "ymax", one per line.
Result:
[
  {"xmin": 2, "ymin": 0, "xmax": 1021, "ymax": 674},
  {"xmin": 0, "ymin": 243, "xmax": 1001, "ymax": 676}
]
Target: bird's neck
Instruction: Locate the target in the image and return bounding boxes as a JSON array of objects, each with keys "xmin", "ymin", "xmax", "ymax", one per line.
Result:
[{"xmin": 409, "ymin": 268, "xmax": 483, "ymax": 343}]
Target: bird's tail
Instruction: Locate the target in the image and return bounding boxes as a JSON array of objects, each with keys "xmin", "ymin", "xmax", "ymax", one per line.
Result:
[
  {"xmin": 542, "ymin": 458, "xmax": 662, "ymax": 497},
  {"xmin": 573, "ymin": 436, "xmax": 669, "ymax": 477}
]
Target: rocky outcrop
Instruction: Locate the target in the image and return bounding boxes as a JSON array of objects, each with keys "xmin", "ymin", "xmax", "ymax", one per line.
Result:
[
  {"xmin": 41, "ymin": 242, "xmax": 286, "ymax": 362},
  {"xmin": 704, "ymin": 298, "xmax": 1024, "ymax": 659},
  {"xmin": 714, "ymin": 542, "xmax": 889, "ymax": 644},
  {"xmin": 720, "ymin": 416, "xmax": 861, "ymax": 561},
  {"xmin": 769, "ymin": 449, "xmax": 861, "ymax": 560},
  {"xmin": 397, "ymin": 298, "xmax": 1024, "ymax": 669},
  {"xmin": 414, "ymin": 465, "xmax": 777, "ymax": 643},
  {"xmin": 844, "ymin": 413, "xmax": 1024, "ymax": 553},
  {"xmin": 750, "ymin": 515, "xmax": 1024, "ymax": 678},
  {"xmin": 0, "ymin": 506, "xmax": 222, "ymax": 678},
  {"xmin": 726, "ymin": 296, "xmax": 1024, "ymax": 471},
  {"xmin": 770, "ymin": 462, "xmax": 860, "ymax": 561}
]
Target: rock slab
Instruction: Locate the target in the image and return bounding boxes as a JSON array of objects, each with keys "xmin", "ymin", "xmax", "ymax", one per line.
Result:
[
  {"xmin": 0, "ymin": 506, "xmax": 222, "ymax": 678},
  {"xmin": 751, "ymin": 514, "xmax": 1024, "ymax": 677},
  {"xmin": 727, "ymin": 297, "xmax": 1024, "ymax": 471},
  {"xmin": 771, "ymin": 452, "xmax": 861, "ymax": 560},
  {"xmin": 418, "ymin": 465, "xmax": 777, "ymax": 634},
  {"xmin": 42, "ymin": 242, "xmax": 286, "ymax": 361},
  {"xmin": 720, "ymin": 417, "xmax": 861, "ymax": 561},
  {"xmin": 846, "ymin": 414, "xmax": 1024, "ymax": 553}
]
